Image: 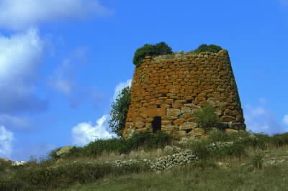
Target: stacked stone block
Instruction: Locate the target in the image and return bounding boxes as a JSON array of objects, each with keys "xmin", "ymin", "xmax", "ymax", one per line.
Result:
[{"xmin": 124, "ymin": 50, "xmax": 245, "ymax": 138}]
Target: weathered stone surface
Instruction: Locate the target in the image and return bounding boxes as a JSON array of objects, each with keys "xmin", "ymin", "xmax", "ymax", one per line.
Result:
[
  {"xmin": 221, "ymin": 116, "xmax": 236, "ymax": 122},
  {"xmin": 163, "ymin": 125, "xmax": 177, "ymax": 130},
  {"xmin": 174, "ymin": 118, "xmax": 185, "ymax": 126},
  {"xmin": 179, "ymin": 122, "xmax": 197, "ymax": 130},
  {"xmin": 123, "ymin": 51, "xmax": 246, "ymax": 138},
  {"xmin": 224, "ymin": 109, "xmax": 233, "ymax": 115},
  {"xmin": 191, "ymin": 128, "xmax": 205, "ymax": 137},
  {"xmin": 177, "ymin": 130, "xmax": 187, "ymax": 137},
  {"xmin": 181, "ymin": 107, "xmax": 192, "ymax": 114},
  {"xmin": 162, "ymin": 120, "xmax": 172, "ymax": 126},
  {"xmin": 135, "ymin": 121, "xmax": 145, "ymax": 128},
  {"xmin": 144, "ymin": 108, "xmax": 166, "ymax": 117},
  {"xmin": 167, "ymin": 109, "xmax": 181, "ymax": 118}
]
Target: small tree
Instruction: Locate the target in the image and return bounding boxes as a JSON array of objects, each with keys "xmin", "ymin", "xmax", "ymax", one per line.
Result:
[
  {"xmin": 109, "ymin": 87, "xmax": 131, "ymax": 137},
  {"xmin": 194, "ymin": 104, "xmax": 219, "ymax": 132},
  {"xmin": 194, "ymin": 44, "xmax": 223, "ymax": 53},
  {"xmin": 133, "ymin": 42, "xmax": 173, "ymax": 67}
]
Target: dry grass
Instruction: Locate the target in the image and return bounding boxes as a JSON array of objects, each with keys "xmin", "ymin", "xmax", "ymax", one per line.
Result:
[
  {"xmin": 2, "ymin": 132, "xmax": 288, "ymax": 191},
  {"xmin": 65, "ymin": 162, "xmax": 288, "ymax": 191},
  {"xmin": 63, "ymin": 145, "xmax": 288, "ymax": 191}
]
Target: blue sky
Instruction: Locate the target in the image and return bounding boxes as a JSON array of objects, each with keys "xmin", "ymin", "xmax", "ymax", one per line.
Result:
[{"xmin": 0, "ymin": 0, "xmax": 288, "ymax": 160}]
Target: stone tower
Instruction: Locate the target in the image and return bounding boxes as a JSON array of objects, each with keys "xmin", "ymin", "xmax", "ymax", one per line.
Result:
[{"xmin": 123, "ymin": 50, "xmax": 245, "ymax": 138}]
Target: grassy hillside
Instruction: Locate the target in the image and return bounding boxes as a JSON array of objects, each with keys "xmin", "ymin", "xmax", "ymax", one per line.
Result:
[
  {"xmin": 1, "ymin": 131, "xmax": 288, "ymax": 191},
  {"xmin": 64, "ymin": 145, "xmax": 288, "ymax": 191}
]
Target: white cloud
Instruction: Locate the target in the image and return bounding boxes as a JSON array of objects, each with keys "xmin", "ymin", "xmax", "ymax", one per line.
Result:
[
  {"xmin": 113, "ymin": 79, "xmax": 132, "ymax": 100},
  {"xmin": 0, "ymin": 0, "xmax": 109, "ymax": 30},
  {"xmin": 244, "ymin": 100, "xmax": 287, "ymax": 135},
  {"xmin": 0, "ymin": 28, "xmax": 47, "ymax": 114},
  {"xmin": 0, "ymin": 28, "xmax": 42, "ymax": 82},
  {"xmin": 0, "ymin": 126, "xmax": 13, "ymax": 157},
  {"xmin": 72, "ymin": 115, "xmax": 115, "ymax": 146},
  {"xmin": 283, "ymin": 115, "xmax": 288, "ymax": 126}
]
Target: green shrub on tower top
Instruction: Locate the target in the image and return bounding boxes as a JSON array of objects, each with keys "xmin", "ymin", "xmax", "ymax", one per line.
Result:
[
  {"xmin": 133, "ymin": 42, "xmax": 173, "ymax": 66},
  {"xmin": 193, "ymin": 44, "xmax": 223, "ymax": 53}
]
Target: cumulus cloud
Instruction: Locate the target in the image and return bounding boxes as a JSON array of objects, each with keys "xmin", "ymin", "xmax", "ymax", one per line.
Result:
[
  {"xmin": 72, "ymin": 115, "xmax": 115, "ymax": 146},
  {"xmin": 0, "ymin": 0, "xmax": 109, "ymax": 30},
  {"xmin": 0, "ymin": 28, "xmax": 47, "ymax": 114},
  {"xmin": 244, "ymin": 100, "xmax": 288, "ymax": 135},
  {"xmin": 283, "ymin": 115, "xmax": 288, "ymax": 126},
  {"xmin": 113, "ymin": 79, "xmax": 132, "ymax": 100},
  {"xmin": 0, "ymin": 126, "xmax": 13, "ymax": 157},
  {"xmin": 0, "ymin": 29, "xmax": 42, "ymax": 82}
]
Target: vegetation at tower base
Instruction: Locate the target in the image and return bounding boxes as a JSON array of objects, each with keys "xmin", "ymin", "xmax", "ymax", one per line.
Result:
[
  {"xmin": 109, "ymin": 86, "xmax": 131, "ymax": 137},
  {"xmin": 49, "ymin": 132, "xmax": 172, "ymax": 160},
  {"xmin": 133, "ymin": 42, "xmax": 173, "ymax": 67},
  {"xmin": 2, "ymin": 131, "xmax": 288, "ymax": 190},
  {"xmin": 193, "ymin": 104, "xmax": 220, "ymax": 132}
]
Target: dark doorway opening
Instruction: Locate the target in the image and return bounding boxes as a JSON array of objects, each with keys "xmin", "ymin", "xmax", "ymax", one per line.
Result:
[
  {"xmin": 186, "ymin": 99, "xmax": 193, "ymax": 104},
  {"xmin": 152, "ymin": 116, "xmax": 161, "ymax": 133}
]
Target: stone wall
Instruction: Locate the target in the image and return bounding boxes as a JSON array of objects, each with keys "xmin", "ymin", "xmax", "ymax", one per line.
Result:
[{"xmin": 124, "ymin": 50, "xmax": 245, "ymax": 138}]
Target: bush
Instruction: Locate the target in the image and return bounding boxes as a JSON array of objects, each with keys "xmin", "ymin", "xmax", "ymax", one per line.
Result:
[
  {"xmin": 54, "ymin": 132, "xmax": 172, "ymax": 159},
  {"xmin": 251, "ymin": 153, "xmax": 264, "ymax": 170},
  {"xmin": 1, "ymin": 162, "xmax": 148, "ymax": 190},
  {"xmin": 0, "ymin": 179, "xmax": 28, "ymax": 191},
  {"xmin": 86, "ymin": 132, "xmax": 172, "ymax": 155},
  {"xmin": 186, "ymin": 134, "xmax": 246, "ymax": 160},
  {"xmin": 85, "ymin": 139, "xmax": 126, "ymax": 156},
  {"xmin": 218, "ymin": 141, "xmax": 246, "ymax": 159},
  {"xmin": 243, "ymin": 133, "xmax": 269, "ymax": 150},
  {"xmin": 193, "ymin": 104, "xmax": 219, "ymax": 132},
  {"xmin": 54, "ymin": 140, "xmax": 125, "ymax": 159},
  {"xmin": 133, "ymin": 42, "xmax": 173, "ymax": 66},
  {"xmin": 190, "ymin": 141, "xmax": 211, "ymax": 160},
  {"xmin": 208, "ymin": 129, "xmax": 230, "ymax": 142},
  {"xmin": 270, "ymin": 133, "xmax": 288, "ymax": 147},
  {"xmin": 124, "ymin": 132, "xmax": 172, "ymax": 152},
  {"xmin": 109, "ymin": 86, "xmax": 131, "ymax": 137},
  {"xmin": 193, "ymin": 44, "xmax": 223, "ymax": 53},
  {"xmin": 0, "ymin": 159, "xmax": 12, "ymax": 172}
]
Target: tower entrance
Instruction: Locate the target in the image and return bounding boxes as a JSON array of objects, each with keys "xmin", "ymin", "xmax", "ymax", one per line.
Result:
[{"xmin": 152, "ymin": 116, "xmax": 161, "ymax": 133}]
